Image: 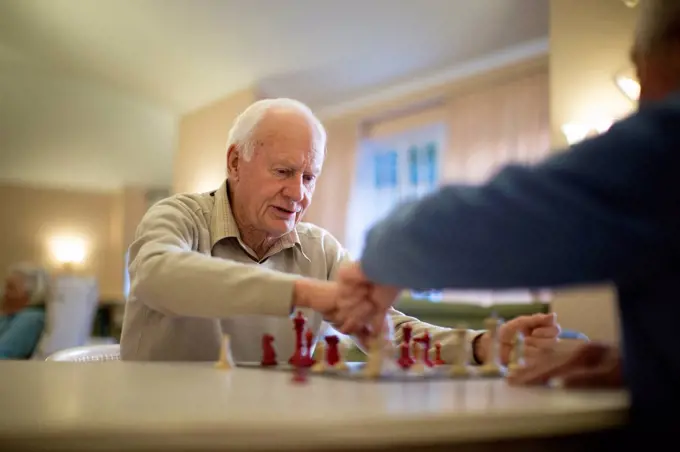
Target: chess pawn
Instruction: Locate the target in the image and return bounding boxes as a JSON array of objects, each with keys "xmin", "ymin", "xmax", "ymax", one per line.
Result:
[
  {"xmin": 507, "ymin": 331, "xmax": 525, "ymax": 372},
  {"xmin": 363, "ymin": 335, "xmax": 385, "ymax": 379},
  {"xmin": 334, "ymin": 339, "xmax": 349, "ymax": 371},
  {"xmin": 215, "ymin": 334, "xmax": 235, "ymax": 370},
  {"xmin": 411, "ymin": 342, "xmax": 426, "ymax": 374},
  {"xmin": 450, "ymin": 328, "xmax": 471, "ymax": 377},
  {"xmin": 480, "ymin": 316, "xmax": 505, "ymax": 377},
  {"xmin": 311, "ymin": 340, "xmax": 326, "ymax": 373}
]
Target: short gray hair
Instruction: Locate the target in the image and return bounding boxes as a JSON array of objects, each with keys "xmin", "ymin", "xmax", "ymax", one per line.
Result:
[
  {"xmin": 6, "ymin": 263, "xmax": 49, "ymax": 306},
  {"xmin": 225, "ymin": 98, "xmax": 327, "ymax": 162},
  {"xmin": 635, "ymin": 0, "xmax": 680, "ymax": 54}
]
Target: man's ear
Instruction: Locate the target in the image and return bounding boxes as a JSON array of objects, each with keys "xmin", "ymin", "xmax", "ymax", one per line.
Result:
[{"xmin": 226, "ymin": 145, "xmax": 240, "ymax": 181}]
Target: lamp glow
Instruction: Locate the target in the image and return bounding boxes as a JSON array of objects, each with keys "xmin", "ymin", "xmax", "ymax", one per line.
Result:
[
  {"xmin": 562, "ymin": 120, "xmax": 613, "ymax": 146},
  {"xmin": 615, "ymin": 74, "xmax": 640, "ymax": 102},
  {"xmin": 49, "ymin": 236, "xmax": 87, "ymax": 265}
]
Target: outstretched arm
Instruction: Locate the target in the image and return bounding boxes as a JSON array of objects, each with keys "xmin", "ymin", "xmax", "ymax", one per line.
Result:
[{"xmin": 360, "ymin": 101, "xmax": 680, "ymax": 290}]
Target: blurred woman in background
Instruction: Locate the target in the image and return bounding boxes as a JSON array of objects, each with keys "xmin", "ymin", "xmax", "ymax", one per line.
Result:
[{"xmin": 0, "ymin": 264, "xmax": 49, "ymax": 359}]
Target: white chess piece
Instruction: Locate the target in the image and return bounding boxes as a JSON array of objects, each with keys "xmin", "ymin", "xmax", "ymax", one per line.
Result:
[
  {"xmin": 411, "ymin": 342, "xmax": 426, "ymax": 374},
  {"xmin": 334, "ymin": 339, "xmax": 349, "ymax": 371},
  {"xmin": 215, "ymin": 334, "xmax": 235, "ymax": 370},
  {"xmin": 480, "ymin": 316, "xmax": 504, "ymax": 377},
  {"xmin": 363, "ymin": 335, "xmax": 386, "ymax": 379},
  {"xmin": 311, "ymin": 340, "xmax": 326, "ymax": 373},
  {"xmin": 450, "ymin": 328, "xmax": 471, "ymax": 377},
  {"xmin": 507, "ymin": 331, "xmax": 525, "ymax": 372}
]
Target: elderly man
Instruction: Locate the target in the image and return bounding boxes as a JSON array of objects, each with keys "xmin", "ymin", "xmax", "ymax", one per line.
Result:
[
  {"xmin": 121, "ymin": 98, "xmax": 559, "ymax": 363},
  {"xmin": 0, "ymin": 264, "xmax": 47, "ymax": 359},
  {"xmin": 335, "ymin": 0, "xmax": 679, "ymax": 432}
]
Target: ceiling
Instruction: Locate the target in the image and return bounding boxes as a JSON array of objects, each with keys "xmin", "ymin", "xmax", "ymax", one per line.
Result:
[{"xmin": 0, "ymin": 0, "xmax": 548, "ymax": 190}]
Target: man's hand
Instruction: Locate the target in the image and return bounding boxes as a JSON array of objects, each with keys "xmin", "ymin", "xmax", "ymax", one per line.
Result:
[
  {"xmin": 507, "ymin": 342, "xmax": 623, "ymax": 388},
  {"xmin": 293, "ymin": 278, "xmax": 339, "ymax": 318},
  {"xmin": 475, "ymin": 313, "xmax": 561, "ymax": 365},
  {"xmin": 335, "ymin": 262, "xmax": 400, "ymax": 336}
]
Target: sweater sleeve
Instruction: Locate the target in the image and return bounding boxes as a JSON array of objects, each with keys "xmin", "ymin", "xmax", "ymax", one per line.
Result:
[{"xmin": 361, "ymin": 100, "xmax": 680, "ymax": 290}]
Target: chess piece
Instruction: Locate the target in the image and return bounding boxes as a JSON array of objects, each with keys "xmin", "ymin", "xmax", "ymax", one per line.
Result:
[
  {"xmin": 291, "ymin": 365, "xmax": 308, "ymax": 384},
  {"xmin": 215, "ymin": 334, "xmax": 235, "ymax": 370},
  {"xmin": 288, "ymin": 311, "xmax": 307, "ymax": 366},
  {"xmin": 411, "ymin": 342, "xmax": 426, "ymax": 374},
  {"xmin": 334, "ymin": 339, "xmax": 349, "ymax": 371},
  {"xmin": 299, "ymin": 330, "xmax": 316, "ymax": 368},
  {"xmin": 480, "ymin": 315, "xmax": 505, "ymax": 377},
  {"xmin": 433, "ymin": 342, "xmax": 446, "ymax": 365},
  {"xmin": 508, "ymin": 331, "xmax": 525, "ymax": 372},
  {"xmin": 325, "ymin": 335, "xmax": 340, "ymax": 366},
  {"xmin": 363, "ymin": 335, "xmax": 385, "ymax": 379},
  {"xmin": 397, "ymin": 342, "xmax": 413, "ymax": 370},
  {"xmin": 414, "ymin": 330, "xmax": 433, "ymax": 367},
  {"xmin": 311, "ymin": 340, "xmax": 327, "ymax": 373},
  {"xmin": 261, "ymin": 334, "xmax": 277, "ymax": 367},
  {"xmin": 449, "ymin": 328, "xmax": 471, "ymax": 377}
]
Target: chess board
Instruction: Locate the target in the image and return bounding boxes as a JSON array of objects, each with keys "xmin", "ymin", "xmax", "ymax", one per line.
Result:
[{"xmin": 237, "ymin": 361, "xmax": 508, "ymax": 382}]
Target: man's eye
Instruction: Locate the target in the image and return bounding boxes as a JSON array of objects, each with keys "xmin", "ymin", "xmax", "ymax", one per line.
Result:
[{"xmin": 304, "ymin": 175, "xmax": 315, "ymax": 183}]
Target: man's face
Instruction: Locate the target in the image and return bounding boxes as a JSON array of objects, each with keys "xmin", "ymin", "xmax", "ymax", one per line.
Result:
[
  {"xmin": 228, "ymin": 111, "xmax": 324, "ymax": 239},
  {"xmin": 3, "ymin": 273, "xmax": 28, "ymax": 310}
]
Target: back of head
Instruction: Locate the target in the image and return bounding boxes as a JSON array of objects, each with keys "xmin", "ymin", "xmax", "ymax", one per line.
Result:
[
  {"xmin": 636, "ymin": 0, "xmax": 680, "ymax": 55},
  {"xmin": 226, "ymin": 98, "xmax": 327, "ymax": 162}
]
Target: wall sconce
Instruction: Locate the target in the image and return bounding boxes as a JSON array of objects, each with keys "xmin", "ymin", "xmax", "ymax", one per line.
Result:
[
  {"xmin": 561, "ymin": 120, "xmax": 612, "ymax": 145},
  {"xmin": 49, "ymin": 235, "xmax": 87, "ymax": 270},
  {"xmin": 614, "ymin": 67, "xmax": 640, "ymax": 102},
  {"xmin": 621, "ymin": 0, "xmax": 639, "ymax": 7}
]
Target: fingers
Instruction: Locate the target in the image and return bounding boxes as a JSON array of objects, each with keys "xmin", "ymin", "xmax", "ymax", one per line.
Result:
[
  {"xmin": 554, "ymin": 366, "xmax": 622, "ymax": 389},
  {"xmin": 524, "ymin": 336, "xmax": 558, "ymax": 350},
  {"xmin": 336, "ymin": 302, "xmax": 375, "ymax": 335},
  {"xmin": 508, "ymin": 342, "xmax": 616, "ymax": 386},
  {"xmin": 507, "ymin": 352, "xmax": 574, "ymax": 385},
  {"xmin": 517, "ymin": 312, "xmax": 558, "ymax": 331},
  {"xmin": 530, "ymin": 326, "xmax": 561, "ymax": 339}
]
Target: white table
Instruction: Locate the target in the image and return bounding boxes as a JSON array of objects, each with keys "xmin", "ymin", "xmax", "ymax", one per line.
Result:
[{"xmin": 0, "ymin": 362, "xmax": 629, "ymax": 451}]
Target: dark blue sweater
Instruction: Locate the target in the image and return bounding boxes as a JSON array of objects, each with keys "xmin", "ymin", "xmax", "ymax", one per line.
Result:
[{"xmin": 361, "ymin": 93, "xmax": 680, "ymax": 424}]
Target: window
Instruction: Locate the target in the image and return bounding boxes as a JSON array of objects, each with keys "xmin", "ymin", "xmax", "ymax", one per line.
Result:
[{"xmin": 345, "ymin": 123, "xmax": 445, "ymax": 260}]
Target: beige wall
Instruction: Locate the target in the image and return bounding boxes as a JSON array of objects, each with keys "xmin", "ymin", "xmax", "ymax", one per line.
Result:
[
  {"xmin": 547, "ymin": 0, "xmax": 638, "ymax": 343},
  {"xmin": 174, "ymin": 88, "xmax": 259, "ymax": 194},
  {"xmin": 0, "ymin": 183, "xmax": 148, "ymax": 301},
  {"xmin": 549, "ymin": 0, "xmax": 638, "ymax": 148}
]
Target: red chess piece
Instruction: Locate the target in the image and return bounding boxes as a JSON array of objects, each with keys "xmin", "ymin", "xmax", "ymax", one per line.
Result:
[
  {"xmin": 433, "ymin": 342, "xmax": 445, "ymax": 365},
  {"xmin": 261, "ymin": 334, "xmax": 277, "ymax": 366},
  {"xmin": 415, "ymin": 331, "xmax": 433, "ymax": 367},
  {"xmin": 402, "ymin": 324, "xmax": 413, "ymax": 345},
  {"xmin": 288, "ymin": 311, "xmax": 307, "ymax": 366},
  {"xmin": 397, "ymin": 342, "xmax": 412, "ymax": 370},
  {"xmin": 299, "ymin": 330, "xmax": 316, "ymax": 368},
  {"xmin": 324, "ymin": 335, "xmax": 340, "ymax": 366},
  {"xmin": 291, "ymin": 365, "xmax": 308, "ymax": 384}
]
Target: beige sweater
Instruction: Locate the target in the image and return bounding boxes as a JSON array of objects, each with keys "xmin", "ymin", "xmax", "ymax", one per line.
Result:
[{"xmin": 121, "ymin": 180, "xmax": 482, "ymax": 363}]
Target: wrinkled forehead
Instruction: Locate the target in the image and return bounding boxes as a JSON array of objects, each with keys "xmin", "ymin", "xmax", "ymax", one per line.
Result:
[{"xmin": 255, "ymin": 111, "xmax": 325, "ymax": 164}]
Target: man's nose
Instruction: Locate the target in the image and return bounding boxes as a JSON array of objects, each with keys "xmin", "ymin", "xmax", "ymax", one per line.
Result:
[{"xmin": 283, "ymin": 176, "xmax": 305, "ymax": 202}]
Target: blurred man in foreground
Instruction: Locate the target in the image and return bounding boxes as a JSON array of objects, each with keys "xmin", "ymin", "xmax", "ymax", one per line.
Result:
[{"xmin": 335, "ymin": 0, "xmax": 680, "ymax": 431}]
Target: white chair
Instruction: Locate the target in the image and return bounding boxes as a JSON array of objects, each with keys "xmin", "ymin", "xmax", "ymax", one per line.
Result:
[
  {"xmin": 46, "ymin": 344, "xmax": 120, "ymax": 362},
  {"xmin": 32, "ymin": 274, "xmax": 99, "ymax": 360}
]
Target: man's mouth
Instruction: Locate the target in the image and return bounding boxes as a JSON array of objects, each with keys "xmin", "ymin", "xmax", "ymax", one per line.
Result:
[{"xmin": 273, "ymin": 206, "xmax": 297, "ymax": 215}]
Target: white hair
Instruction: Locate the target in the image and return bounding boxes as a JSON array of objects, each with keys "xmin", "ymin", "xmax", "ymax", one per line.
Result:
[
  {"xmin": 5, "ymin": 263, "xmax": 49, "ymax": 306},
  {"xmin": 635, "ymin": 0, "xmax": 680, "ymax": 55},
  {"xmin": 225, "ymin": 98, "xmax": 327, "ymax": 162}
]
